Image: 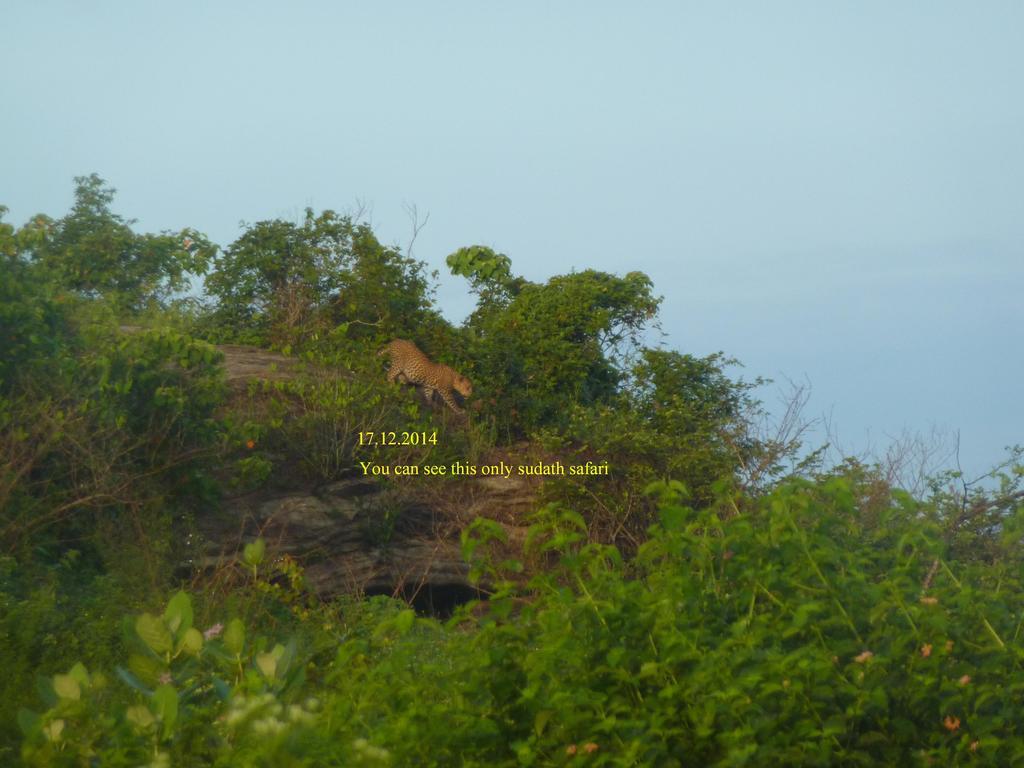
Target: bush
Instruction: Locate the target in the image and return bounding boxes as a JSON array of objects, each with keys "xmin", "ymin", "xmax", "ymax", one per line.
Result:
[
  {"xmin": 9, "ymin": 474, "xmax": 1024, "ymax": 766},
  {"xmin": 449, "ymin": 247, "xmax": 660, "ymax": 437},
  {"xmin": 16, "ymin": 585, "xmax": 324, "ymax": 767},
  {"xmin": 0, "ymin": 303, "xmax": 226, "ymax": 561},
  {"xmin": 536, "ymin": 349, "xmax": 764, "ymax": 546},
  {"xmin": 11, "ymin": 175, "xmax": 214, "ymax": 312},
  {"xmin": 201, "ymin": 209, "xmax": 442, "ymax": 350}
]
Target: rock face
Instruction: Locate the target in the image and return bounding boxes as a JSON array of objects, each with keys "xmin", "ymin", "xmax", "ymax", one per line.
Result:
[
  {"xmin": 118, "ymin": 327, "xmax": 301, "ymax": 389},
  {"xmin": 195, "ymin": 473, "xmax": 535, "ymax": 615},
  {"xmin": 217, "ymin": 344, "xmax": 299, "ymax": 387},
  {"xmin": 122, "ymin": 327, "xmax": 542, "ymax": 615}
]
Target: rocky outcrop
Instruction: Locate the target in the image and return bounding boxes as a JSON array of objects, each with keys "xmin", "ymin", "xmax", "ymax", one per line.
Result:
[
  {"xmin": 118, "ymin": 326, "xmax": 304, "ymax": 388},
  {"xmin": 194, "ymin": 473, "xmax": 536, "ymax": 614},
  {"xmin": 217, "ymin": 344, "xmax": 300, "ymax": 387},
  {"xmin": 118, "ymin": 326, "xmax": 542, "ymax": 613}
]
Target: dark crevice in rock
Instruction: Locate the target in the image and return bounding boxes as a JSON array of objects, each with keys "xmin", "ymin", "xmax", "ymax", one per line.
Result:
[{"xmin": 365, "ymin": 582, "xmax": 486, "ymax": 619}]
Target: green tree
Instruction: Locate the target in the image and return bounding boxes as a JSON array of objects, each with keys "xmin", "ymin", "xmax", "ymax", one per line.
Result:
[
  {"xmin": 449, "ymin": 246, "xmax": 660, "ymax": 434},
  {"xmin": 25, "ymin": 174, "xmax": 213, "ymax": 311},
  {"xmin": 0, "ymin": 208, "xmax": 75, "ymax": 389},
  {"xmin": 446, "ymin": 244, "xmax": 525, "ymax": 304},
  {"xmin": 548, "ymin": 350, "xmax": 761, "ymax": 537},
  {"xmin": 1, "ymin": 202, "xmax": 225, "ymax": 554},
  {"xmin": 204, "ymin": 209, "xmax": 441, "ymax": 348}
]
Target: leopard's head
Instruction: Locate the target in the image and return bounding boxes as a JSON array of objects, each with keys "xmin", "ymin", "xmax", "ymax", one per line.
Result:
[{"xmin": 453, "ymin": 375, "xmax": 473, "ymax": 398}]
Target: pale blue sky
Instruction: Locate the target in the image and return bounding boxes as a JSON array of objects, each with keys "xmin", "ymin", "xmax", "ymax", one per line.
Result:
[{"xmin": 2, "ymin": 2, "xmax": 1021, "ymax": 476}]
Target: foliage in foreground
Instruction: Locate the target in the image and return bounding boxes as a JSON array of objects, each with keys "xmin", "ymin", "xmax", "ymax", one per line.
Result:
[{"xmin": 7, "ymin": 473, "xmax": 1024, "ymax": 766}]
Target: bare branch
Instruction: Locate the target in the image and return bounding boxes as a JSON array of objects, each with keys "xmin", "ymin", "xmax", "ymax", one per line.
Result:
[
  {"xmin": 349, "ymin": 198, "xmax": 373, "ymax": 226},
  {"xmin": 734, "ymin": 375, "xmax": 823, "ymax": 492},
  {"xmin": 876, "ymin": 425, "xmax": 958, "ymax": 497},
  {"xmin": 402, "ymin": 201, "xmax": 430, "ymax": 260}
]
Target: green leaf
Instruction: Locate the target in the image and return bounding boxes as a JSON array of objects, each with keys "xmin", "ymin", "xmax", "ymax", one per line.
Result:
[
  {"xmin": 639, "ymin": 661, "xmax": 660, "ymax": 678},
  {"xmin": 52, "ymin": 674, "xmax": 81, "ymax": 700},
  {"xmin": 126, "ymin": 705, "xmax": 155, "ymax": 729},
  {"xmin": 212, "ymin": 676, "xmax": 231, "ymax": 700},
  {"xmin": 117, "ymin": 664, "xmax": 154, "ymax": 695},
  {"xmin": 127, "ymin": 654, "xmax": 166, "ymax": 688},
  {"xmin": 606, "ymin": 647, "xmax": 626, "ymax": 667},
  {"xmin": 35, "ymin": 676, "xmax": 57, "ymax": 708},
  {"xmin": 17, "ymin": 708, "xmax": 40, "ymax": 737},
  {"xmin": 43, "ymin": 718, "xmax": 65, "ymax": 742},
  {"xmin": 223, "ymin": 618, "xmax": 245, "ymax": 656},
  {"xmin": 153, "ymin": 684, "xmax": 178, "ymax": 739},
  {"xmin": 163, "ymin": 591, "xmax": 193, "ymax": 637},
  {"xmin": 395, "ymin": 609, "xmax": 415, "ymax": 635},
  {"xmin": 243, "ymin": 538, "xmax": 266, "ymax": 567},
  {"xmin": 275, "ymin": 640, "xmax": 297, "ymax": 681},
  {"xmin": 67, "ymin": 662, "xmax": 90, "ymax": 688},
  {"xmin": 256, "ymin": 651, "xmax": 278, "ymax": 680},
  {"xmin": 136, "ymin": 613, "xmax": 173, "ymax": 655},
  {"xmin": 534, "ymin": 709, "xmax": 554, "ymax": 736},
  {"xmin": 179, "ymin": 627, "xmax": 203, "ymax": 655}
]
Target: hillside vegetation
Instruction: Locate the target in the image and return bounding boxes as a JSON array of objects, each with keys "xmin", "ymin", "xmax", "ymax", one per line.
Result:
[{"xmin": 2, "ymin": 176, "xmax": 1023, "ymax": 766}]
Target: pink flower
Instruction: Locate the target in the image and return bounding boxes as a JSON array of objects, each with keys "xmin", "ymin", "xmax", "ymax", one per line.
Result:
[
  {"xmin": 204, "ymin": 623, "xmax": 224, "ymax": 640},
  {"xmin": 959, "ymin": 674, "xmax": 971, "ymax": 686},
  {"xmin": 854, "ymin": 650, "xmax": 873, "ymax": 663},
  {"xmin": 158, "ymin": 672, "xmax": 172, "ymax": 685},
  {"xmin": 921, "ymin": 644, "xmax": 932, "ymax": 658}
]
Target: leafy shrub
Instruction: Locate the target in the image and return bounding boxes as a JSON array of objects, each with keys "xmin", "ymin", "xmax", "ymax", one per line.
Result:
[
  {"xmin": 449, "ymin": 246, "xmax": 660, "ymax": 436},
  {"xmin": 0, "ymin": 554, "xmax": 133, "ymax": 759},
  {"xmin": 11, "ymin": 175, "xmax": 214, "ymax": 312},
  {"xmin": 201, "ymin": 209, "xmax": 442, "ymax": 350},
  {"xmin": 2, "ymin": 191, "xmax": 225, "ymax": 569},
  {"xmin": 537, "ymin": 349, "xmax": 763, "ymax": 546},
  {"xmin": 8, "ymin": 475, "xmax": 1024, "ymax": 766},
  {"xmin": 0, "ymin": 319, "xmax": 226, "ymax": 557},
  {"xmin": 17, "ymin": 585, "xmax": 323, "ymax": 767},
  {"xmin": 264, "ymin": 476, "xmax": 1021, "ymax": 766}
]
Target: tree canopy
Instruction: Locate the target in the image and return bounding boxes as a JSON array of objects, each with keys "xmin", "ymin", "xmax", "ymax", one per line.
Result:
[
  {"xmin": 203, "ymin": 208, "xmax": 441, "ymax": 348},
  {"xmin": 20, "ymin": 174, "xmax": 213, "ymax": 311}
]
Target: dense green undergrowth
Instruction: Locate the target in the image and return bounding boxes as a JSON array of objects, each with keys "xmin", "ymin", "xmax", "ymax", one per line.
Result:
[{"xmin": 5, "ymin": 477, "xmax": 1024, "ymax": 766}]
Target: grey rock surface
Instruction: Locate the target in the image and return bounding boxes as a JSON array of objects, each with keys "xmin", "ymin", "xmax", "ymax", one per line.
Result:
[
  {"xmin": 139, "ymin": 327, "xmax": 542, "ymax": 606},
  {"xmin": 195, "ymin": 474, "xmax": 534, "ymax": 601}
]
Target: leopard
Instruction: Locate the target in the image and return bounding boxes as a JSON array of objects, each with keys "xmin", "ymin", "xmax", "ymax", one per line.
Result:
[{"xmin": 378, "ymin": 339, "xmax": 472, "ymax": 414}]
